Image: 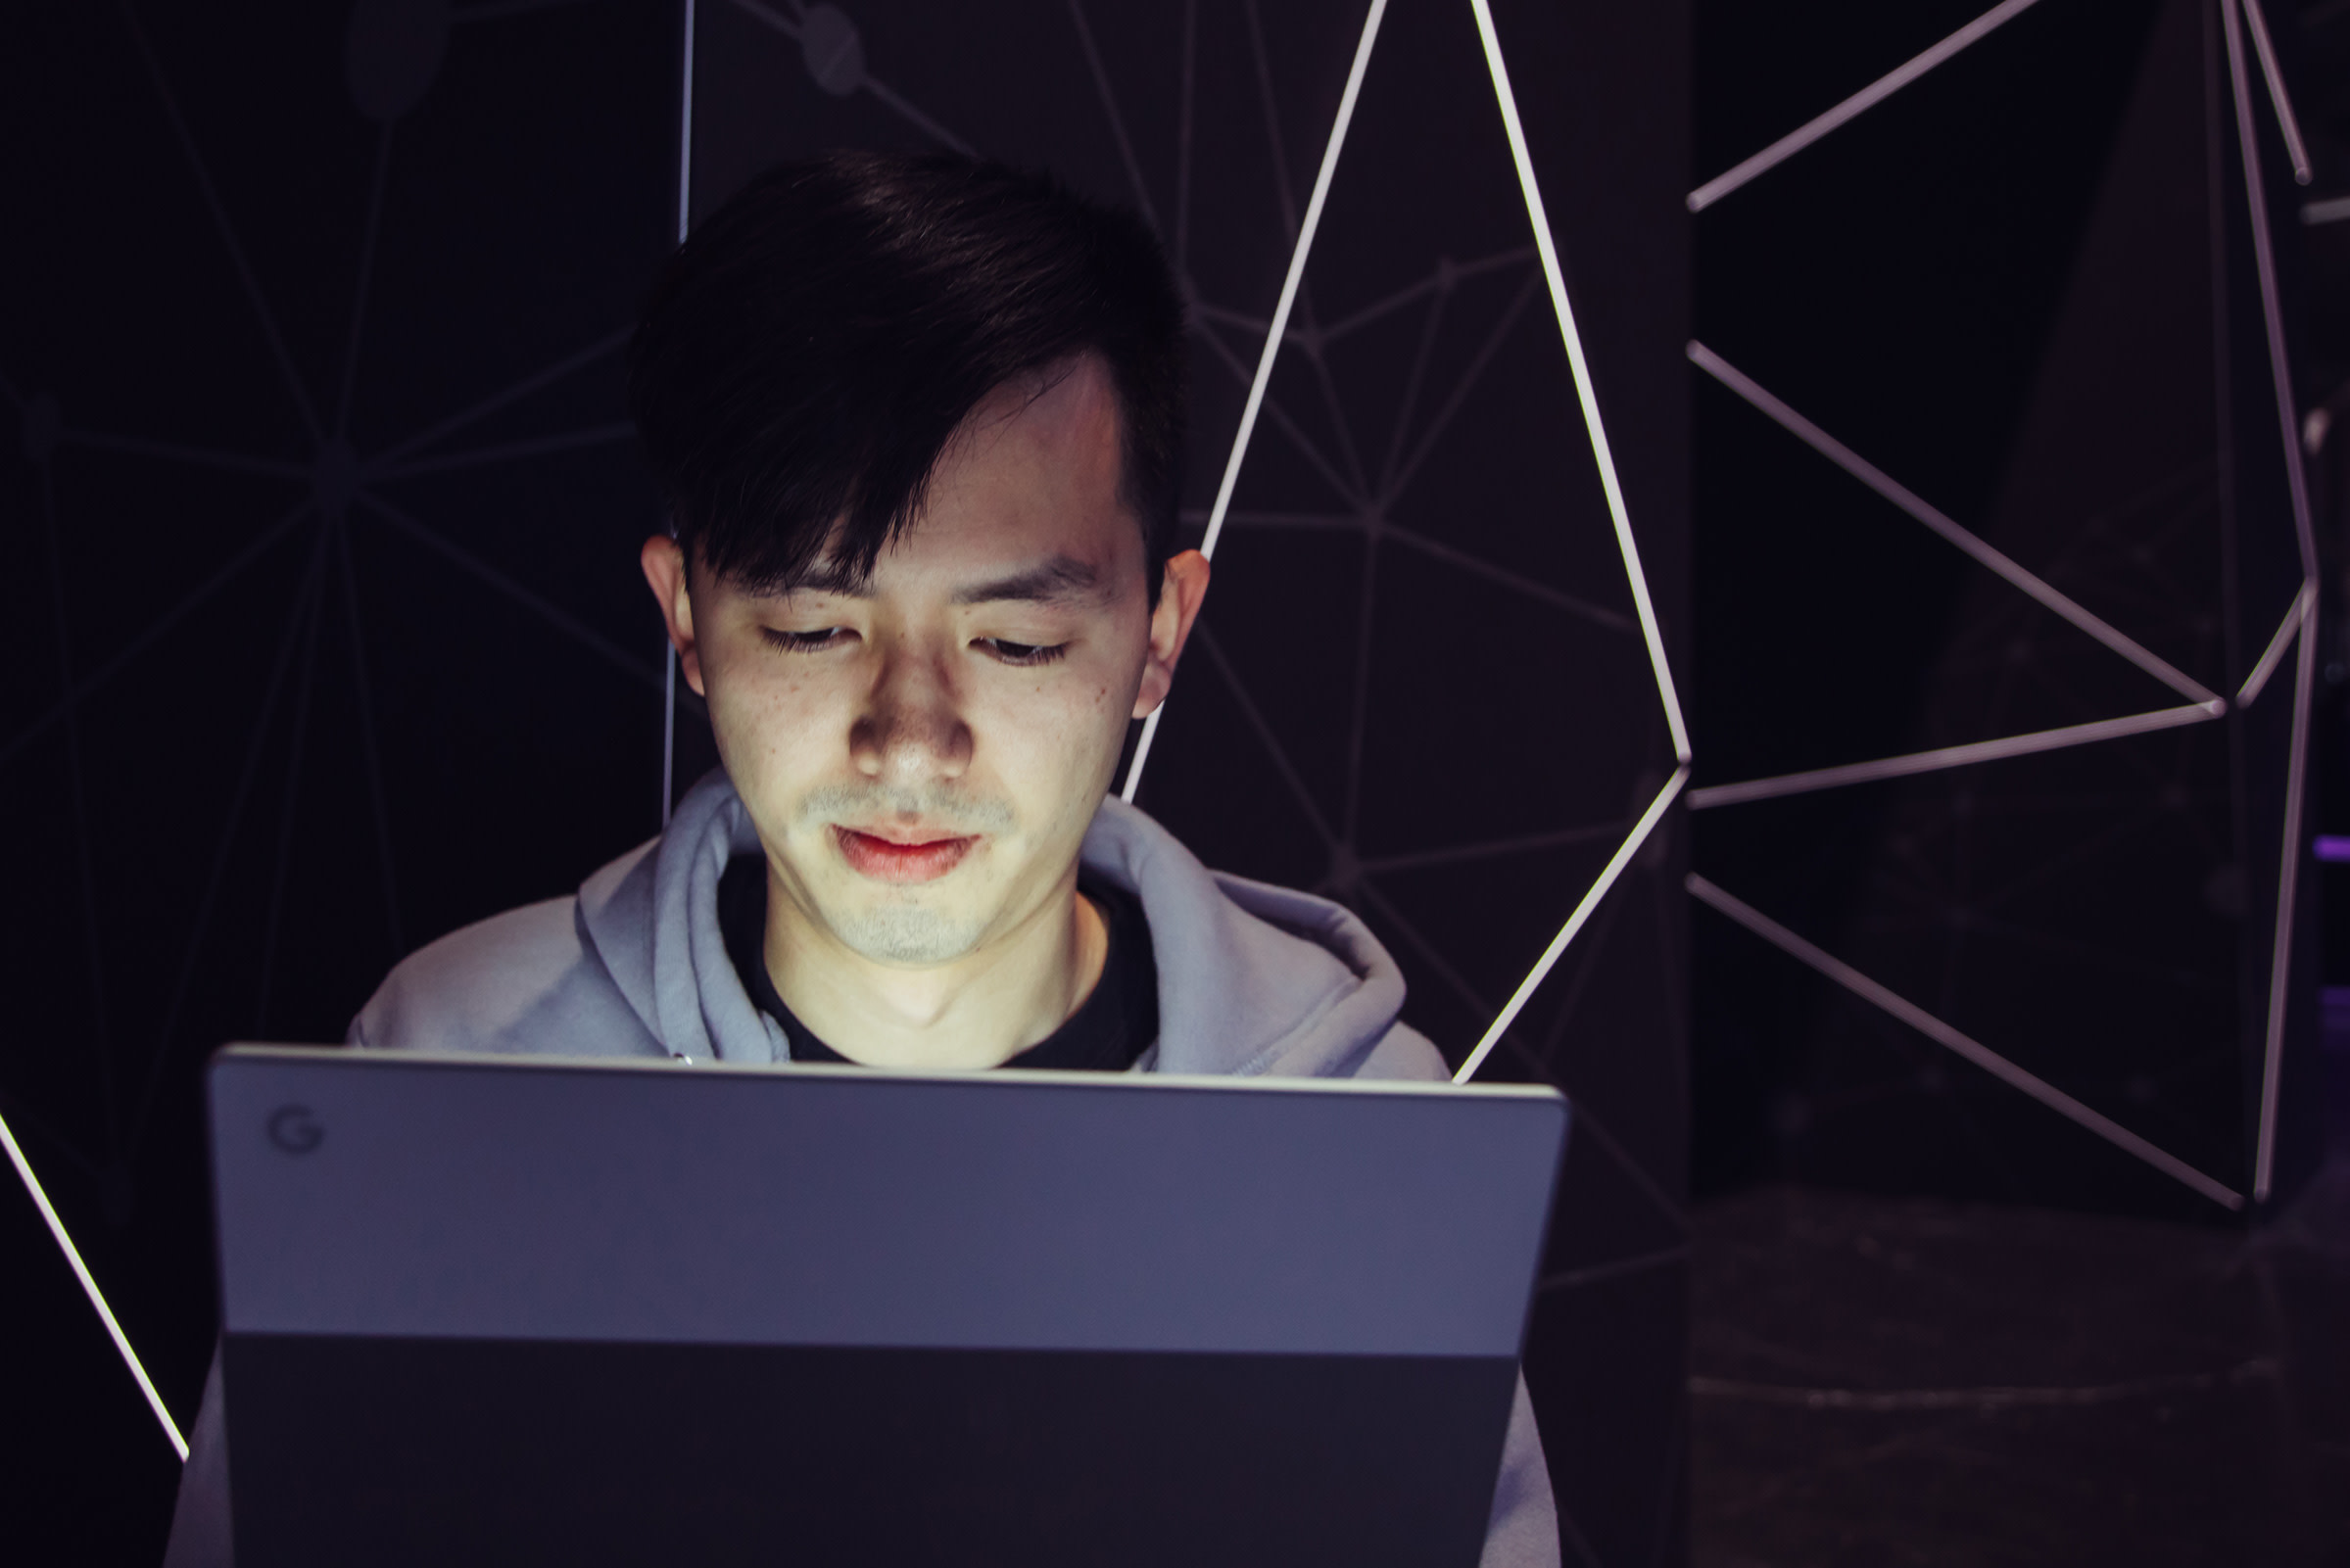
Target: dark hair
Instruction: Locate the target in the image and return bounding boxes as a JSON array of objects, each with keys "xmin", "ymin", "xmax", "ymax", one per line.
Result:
[{"xmin": 629, "ymin": 151, "xmax": 1187, "ymax": 600}]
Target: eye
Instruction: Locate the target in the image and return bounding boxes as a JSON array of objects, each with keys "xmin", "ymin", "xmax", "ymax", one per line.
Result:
[
  {"xmin": 762, "ymin": 627, "xmax": 855, "ymax": 653},
  {"xmin": 979, "ymin": 638, "xmax": 1069, "ymax": 667}
]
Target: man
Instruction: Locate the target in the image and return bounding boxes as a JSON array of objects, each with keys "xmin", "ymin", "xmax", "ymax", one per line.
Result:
[{"xmin": 166, "ymin": 152, "xmax": 1558, "ymax": 1566}]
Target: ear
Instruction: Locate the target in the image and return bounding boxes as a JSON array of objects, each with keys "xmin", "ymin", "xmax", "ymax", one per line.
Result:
[
  {"xmin": 1131, "ymin": 549, "xmax": 1211, "ymax": 719},
  {"xmin": 640, "ymin": 534, "xmax": 706, "ymax": 696}
]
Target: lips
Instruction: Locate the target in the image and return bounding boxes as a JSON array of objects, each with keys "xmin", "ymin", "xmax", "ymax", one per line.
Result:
[{"xmin": 832, "ymin": 825, "xmax": 977, "ymax": 883}]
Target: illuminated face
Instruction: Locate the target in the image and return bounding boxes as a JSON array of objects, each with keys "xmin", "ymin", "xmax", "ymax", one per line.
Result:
[{"xmin": 647, "ymin": 356, "xmax": 1205, "ymax": 970}]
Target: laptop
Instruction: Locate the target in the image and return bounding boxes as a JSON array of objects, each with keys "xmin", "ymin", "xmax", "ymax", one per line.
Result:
[{"xmin": 208, "ymin": 1045, "xmax": 1567, "ymax": 1567}]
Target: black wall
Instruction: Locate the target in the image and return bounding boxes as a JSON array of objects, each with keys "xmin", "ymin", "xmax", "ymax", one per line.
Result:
[{"xmin": 3, "ymin": 1, "xmax": 679, "ymax": 1557}]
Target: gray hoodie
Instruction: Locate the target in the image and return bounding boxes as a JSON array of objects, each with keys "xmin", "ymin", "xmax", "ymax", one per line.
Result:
[{"xmin": 165, "ymin": 769, "xmax": 1560, "ymax": 1567}]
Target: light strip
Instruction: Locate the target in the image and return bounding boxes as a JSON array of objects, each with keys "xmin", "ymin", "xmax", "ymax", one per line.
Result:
[
  {"xmin": 2237, "ymin": 582, "xmax": 2309, "ymax": 707},
  {"xmin": 2221, "ymin": 0, "xmax": 2320, "ymax": 585},
  {"xmin": 1690, "ymin": 341, "xmax": 2224, "ymax": 708},
  {"xmin": 2258, "ymin": 627, "xmax": 2317, "ymax": 1201},
  {"xmin": 1685, "ymin": 874, "xmax": 2244, "ymax": 1210},
  {"xmin": 1469, "ymin": 0, "xmax": 1693, "ymax": 765},
  {"xmin": 1687, "ymin": 700, "xmax": 2224, "ymax": 811},
  {"xmin": 675, "ymin": 0, "xmax": 695, "ymax": 243},
  {"xmin": 2306, "ymin": 195, "xmax": 2350, "ymax": 226},
  {"xmin": 1120, "ymin": 0, "xmax": 1390, "ymax": 803},
  {"xmin": 661, "ymin": 0, "xmax": 696, "ymax": 829},
  {"xmin": 1455, "ymin": 764, "xmax": 1689, "ymax": 1083},
  {"xmin": 1686, "ymin": 0, "xmax": 2047, "ymax": 213},
  {"xmin": 1195, "ymin": 0, "xmax": 1386, "ymax": 565},
  {"xmin": 2239, "ymin": 0, "xmax": 2314, "ymax": 185},
  {"xmin": 0, "ymin": 1112, "xmax": 189, "ymax": 1458},
  {"xmin": 2225, "ymin": 0, "xmax": 2323, "ymax": 1202}
]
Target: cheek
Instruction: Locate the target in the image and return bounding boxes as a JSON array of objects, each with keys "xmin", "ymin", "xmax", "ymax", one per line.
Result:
[
  {"xmin": 980, "ymin": 665, "xmax": 1127, "ymax": 784},
  {"xmin": 703, "ymin": 654, "xmax": 830, "ymax": 791}
]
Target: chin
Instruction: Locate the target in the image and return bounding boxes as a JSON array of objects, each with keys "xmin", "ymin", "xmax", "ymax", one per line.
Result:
[{"xmin": 827, "ymin": 904, "xmax": 990, "ymax": 967}]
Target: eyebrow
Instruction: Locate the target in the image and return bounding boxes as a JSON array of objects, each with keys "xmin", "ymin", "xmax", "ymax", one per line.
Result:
[{"xmin": 949, "ymin": 555, "xmax": 1105, "ymax": 606}]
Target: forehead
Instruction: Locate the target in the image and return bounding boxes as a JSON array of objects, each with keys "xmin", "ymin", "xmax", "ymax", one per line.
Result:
[
  {"xmin": 698, "ymin": 356, "xmax": 1147, "ymax": 605},
  {"xmin": 891, "ymin": 356, "xmax": 1135, "ymax": 582}
]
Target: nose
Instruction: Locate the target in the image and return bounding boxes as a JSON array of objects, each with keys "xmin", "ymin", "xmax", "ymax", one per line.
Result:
[{"xmin": 849, "ymin": 641, "xmax": 973, "ymax": 784}]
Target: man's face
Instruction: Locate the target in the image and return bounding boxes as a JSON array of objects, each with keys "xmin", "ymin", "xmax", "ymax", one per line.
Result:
[{"xmin": 646, "ymin": 356, "xmax": 1205, "ymax": 970}]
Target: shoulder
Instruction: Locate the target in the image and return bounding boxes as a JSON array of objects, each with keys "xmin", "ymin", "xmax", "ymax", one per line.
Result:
[{"xmin": 350, "ymin": 895, "xmax": 661, "ymax": 1058}]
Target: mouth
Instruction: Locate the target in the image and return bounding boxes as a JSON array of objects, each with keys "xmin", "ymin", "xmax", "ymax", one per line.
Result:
[{"xmin": 831, "ymin": 825, "xmax": 978, "ymax": 884}]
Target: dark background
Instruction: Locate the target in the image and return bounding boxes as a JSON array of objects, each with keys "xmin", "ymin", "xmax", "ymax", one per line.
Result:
[
  {"xmin": 4, "ymin": 1, "xmax": 682, "ymax": 1558},
  {"xmin": 1690, "ymin": 0, "xmax": 2334, "ymax": 1227},
  {"xmin": 2, "ymin": 0, "xmax": 2338, "ymax": 1564}
]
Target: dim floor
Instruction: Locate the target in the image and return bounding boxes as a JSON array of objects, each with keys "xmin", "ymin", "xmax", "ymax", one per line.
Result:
[{"xmin": 1687, "ymin": 1153, "xmax": 2350, "ymax": 1568}]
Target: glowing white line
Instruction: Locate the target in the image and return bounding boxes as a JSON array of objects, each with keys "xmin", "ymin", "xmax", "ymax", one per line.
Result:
[
  {"xmin": 2225, "ymin": 0, "xmax": 2324, "ymax": 1201},
  {"xmin": 677, "ymin": 0, "xmax": 695, "ymax": 242},
  {"xmin": 1198, "ymin": 0, "xmax": 1384, "ymax": 566},
  {"xmin": 1686, "ymin": 0, "xmax": 2047, "ymax": 213},
  {"xmin": 1690, "ymin": 341, "xmax": 2224, "ymax": 709},
  {"xmin": 0, "ymin": 1112, "xmax": 189, "ymax": 1458},
  {"xmin": 1470, "ymin": 0, "xmax": 1692, "ymax": 765},
  {"xmin": 2305, "ymin": 195, "xmax": 2350, "ymax": 226},
  {"xmin": 1685, "ymin": 874, "xmax": 2244, "ymax": 1211},
  {"xmin": 662, "ymin": 0, "xmax": 695, "ymax": 830},
  {"xmin": 1121, "ymin": 0, "xmax": 1389, "ymax": 804},
  {"xmin": 2237, "ymin": 583, "xmax": 2309, "ymax": 707},
  {"xmin": 2222, "ymin": 0, "xmax": 2319, "ymax": 586},
  {"xmin": 2258, "ymin": 628, "xmax": 2316, "ymax": 1203},
  {"xmin": 1456, "ymin": 765, "xmax": 1688, "ymax": 1083},
  {"xmin": 1687, "ymin": 701, "xmax": 2224, "ymax": 810},
  {"xmin": 2240, "ymin": 0, "xmax": 2314, "ymax": 185}
]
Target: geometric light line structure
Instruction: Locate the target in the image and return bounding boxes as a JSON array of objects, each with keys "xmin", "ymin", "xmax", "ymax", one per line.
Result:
[
  {"xmin": 1, "ymin": 1110, "xmax": 189, "ymax": 1459},
  {"xmin": 721, "ymin": 0, "xmax": 974, "ymax": 155},
  {"xmin": 1689, "ymin": 339, "xmax": 2226, "ymax": 709},
  {"xmin": 57, "ymin": 429, "xmax": 308, "ymax": 480},
  {"xmin": 1685, "ymin": 699, "xmax": 2224, "ymax": 810},
  {"xmin": 1685, "ymin": 873, "xmax": 2245, "ymax": 1210},
  {"xmin": 2237, "ymin": 0, "xmax": 2314, "ymax": 186},
  {"xmin": 122, "ymin": 0, "xmax": 322, "ymax": 445},
  {"xmin": 1119, "ymin": 0, "xmax": 1391, "ymax": 803},
  {"xmin": 337, "ymin": 123, "xmax": 395, "ymax": 441},
  {"xmin": 1068, "ymin": 0, "xmax": 1162, "ymax": 233},
  {"xmin": 359, "ymin": 495, "xmax": 665, "ymax": 690},
  {"xmin": 364, "ymin": 326, "xmax": 634, "ymax": 472},
  {"xmin": 1431, "ymin": 0, "xmax": 1697, "ymax": 1080},
  {"xmin": 1685, "ymin": 0, "xmax": 2049, "ymax": 214},
  {"xmin": 1456, "ymin": 764, "xmax": 1690, "ymax": 1083},
  {"xmin": 2221, "ymin": 0, "xmax": 2321, "ymax": 585},
  {"xmin": 1689, "ymin": 0, "xmax": 2324, "ymax": 1212},
  {"xmin": 1180, "ymin": 240, "xmax": 1536, "ymax": 348},
  {"xmin": 2237, "ymin": 579, "xmax": 2310, "ymax": 707},
  {"xmin": 1472, "ymin": 0, "xmax": 1692, "ymax": 767},
  {"xmin": 368, "ymin": 424, "xmax": 638, "ymax": 482},
  {"xmin": 2221, "ymin": 0, "xmax": 2322, "ymax": 1202},
  {"xmin": 12, "ymin": 9, "xmax": 775, "ymax": 1485},
  {"xmin": 0, "ymin": 495, "xmax": 313, "ymax": 775},
  {"xmin": 2255, "ymin": 606, "xmax": 2315, "ymax": 1204}
]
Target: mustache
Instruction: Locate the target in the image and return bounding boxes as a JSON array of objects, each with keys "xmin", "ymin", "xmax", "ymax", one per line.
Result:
[{"xmin": 796, "ymin": 783, "xmax": 1016, "ymax": 835}]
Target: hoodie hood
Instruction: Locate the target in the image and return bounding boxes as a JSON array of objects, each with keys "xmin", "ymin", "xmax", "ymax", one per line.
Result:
[{"xmin": 575, "ymin": 769, "xmax": 1417, "ymax": 1079}]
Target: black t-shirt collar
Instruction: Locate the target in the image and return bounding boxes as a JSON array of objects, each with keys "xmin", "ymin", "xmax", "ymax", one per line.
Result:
[{"xmin": 715, "ymin": 855, "xmax": 1158, "ymax": 1071}]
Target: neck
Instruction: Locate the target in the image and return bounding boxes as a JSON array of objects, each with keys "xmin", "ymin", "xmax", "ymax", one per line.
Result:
[{"xmin": 763, "ymin": 869, "xmax": 1109, "ymax": 1069}]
